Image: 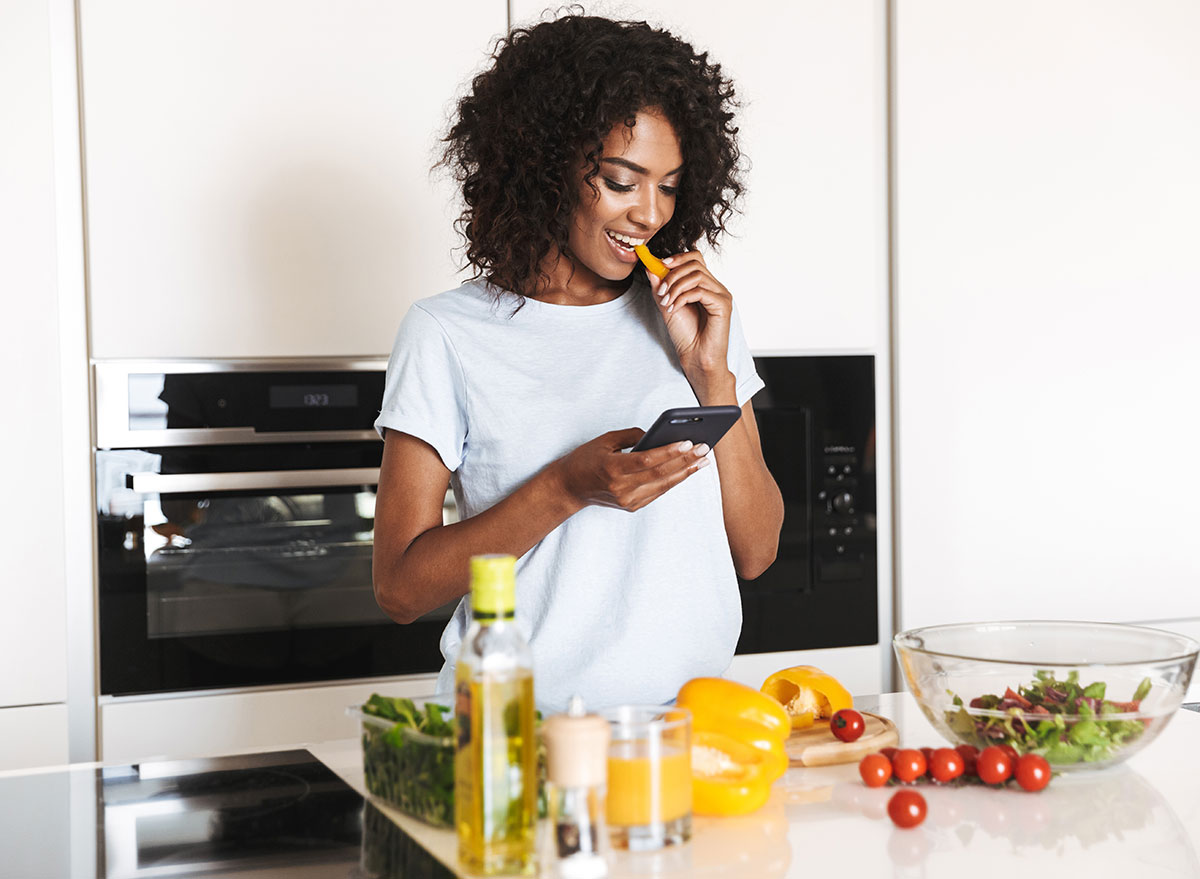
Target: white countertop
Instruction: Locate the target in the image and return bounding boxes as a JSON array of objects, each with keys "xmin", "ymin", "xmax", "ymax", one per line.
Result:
[{"xmin": 311, "ymin": 692, "xmax": 1200, "ymax": 878}]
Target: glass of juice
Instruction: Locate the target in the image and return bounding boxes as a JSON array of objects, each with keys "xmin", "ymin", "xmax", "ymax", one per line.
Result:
[{"xmin": 601, "ymin": 705, "xmax": 692, "ymax": 851}]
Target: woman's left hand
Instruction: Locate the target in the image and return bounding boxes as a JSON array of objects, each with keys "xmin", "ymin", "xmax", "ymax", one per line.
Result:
[{"xmin": 647, "ymin": 251, "xmax": 735, "ymax": 401}]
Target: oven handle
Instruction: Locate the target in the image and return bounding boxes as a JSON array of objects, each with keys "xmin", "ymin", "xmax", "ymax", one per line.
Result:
[{"xmin": 128, "ymin": 468, "xmax": 381, "ymax": 494}]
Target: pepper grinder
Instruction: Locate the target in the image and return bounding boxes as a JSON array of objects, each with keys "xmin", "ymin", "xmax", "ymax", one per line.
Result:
[{"xmin": 541, "ymin": 694, "xmax": 611, "ymax": 879}]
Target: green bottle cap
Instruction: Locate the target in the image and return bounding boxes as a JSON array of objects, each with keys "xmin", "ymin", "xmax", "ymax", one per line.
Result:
[{"xmin": 469, "ymin": 554, "xmax": 516, "ymax": 615}]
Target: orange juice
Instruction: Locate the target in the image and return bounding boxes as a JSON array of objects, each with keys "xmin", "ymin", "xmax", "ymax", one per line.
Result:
[{"xmin": 606, "ymin": 744, "xmax": 692, "ymax": 826}]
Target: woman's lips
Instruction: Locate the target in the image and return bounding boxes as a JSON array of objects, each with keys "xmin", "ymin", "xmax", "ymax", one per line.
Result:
[{"xmin": 605, "ymin": 230, "xmax": 644, "ymax": 264}]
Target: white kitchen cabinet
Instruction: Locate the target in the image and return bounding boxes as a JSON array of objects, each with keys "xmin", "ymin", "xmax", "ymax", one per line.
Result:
[
  {"xmin": 0, "ymin": 0, "xmax": 69, "ymax": 711},
  {"xmin": 510, "ymin": 0, "xmax": 889, "ymax": 353},
  {"xmin": 100, "ymin": 675, "xmax": 440, "ymax": 764},
  {"xmin": 80, "ymin": 0, "xmax": 508, "ymax": 359},
  {"xmin": 895, "ymin": 1, "xmax": 1200, "ymax": 629},
  {"xmin": 0, "ymin": 705, "xmax": 70, "ymax": 771}
]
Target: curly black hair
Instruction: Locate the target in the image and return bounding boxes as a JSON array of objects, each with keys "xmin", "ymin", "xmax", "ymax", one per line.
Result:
[{"xmin": 438, "ymin": 11, "xmax": 743, "ymax": 300}]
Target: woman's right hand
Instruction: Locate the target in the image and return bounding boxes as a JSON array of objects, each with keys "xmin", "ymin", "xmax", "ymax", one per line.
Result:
[{"xmin": 554, "ymin": 428, "xmax": 711, "ymax": 512}]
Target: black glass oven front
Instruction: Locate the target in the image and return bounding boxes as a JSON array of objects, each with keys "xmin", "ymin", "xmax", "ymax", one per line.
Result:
[
  {"xmin": 94, "ymin": 362, "xmax": 451, "ymax": 696},
  {"xmin": 735, "ymin": 355, "xmax": 879, "ymax": 655}
]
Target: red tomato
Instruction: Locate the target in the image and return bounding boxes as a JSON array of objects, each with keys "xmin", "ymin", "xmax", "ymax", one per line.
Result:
[
  {"xmin": 892, "ymin": 748, "xmax": 927, "ymax": 783},
  {"xmin": 1014, "ymin": 753, "xmax": 1052, "ymax": 792},
  {"xmin": 977, "ymin": 745, "xmax": 1014, "ymax": 785},
  {"xmin": 919, "ymin": 746, "xmax": 935, "ymax": 767},
  {"xmin": 831, "ymin": 708, "xmax": 865, "ymax": 743},
  {"xmin": 887, "ymin": 789, "xmax": 927, "ymax": 828},
  {"xmin": 928, "ymin": 747, "xmax": 964, "ymax": 783},
  {"xmin": 955, "ymin": 744, "xmax": 979, "ymax": 776},
  {"xmin": 879, "ymin": 747, "xmax": 898, "ymax": 761},
  {"xmin": 859, "ymin": 753, "xmax": 893, "ymax": 788},
  {"xmin": 997, "ymin": 744, "xmax": 1020, "ymax": 764}
]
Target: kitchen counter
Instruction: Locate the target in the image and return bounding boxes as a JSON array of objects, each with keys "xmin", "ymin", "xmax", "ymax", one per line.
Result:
[
  {"xmin": 3, "ymin": 694, "xmax": 1196, "ymax": 877},
  {"xmin": 308, "ymin": 692, "xmax": 1200, "ymax": 878}
]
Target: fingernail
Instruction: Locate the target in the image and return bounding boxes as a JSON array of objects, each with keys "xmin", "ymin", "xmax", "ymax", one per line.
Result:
[
  {"xmin": 676, "ymin": 440, "xmax": 693, "ymax": 452},
  {"xmin": 663, "ymin": 256, "xmax": 674, "ymax": 265},
  {"xmin": 695, "ymin": 456, "xmax": 710, "ymax": 470},
  {"xmin": 694, "ymin": 443, "xmax": 710, "ymax": 457}
]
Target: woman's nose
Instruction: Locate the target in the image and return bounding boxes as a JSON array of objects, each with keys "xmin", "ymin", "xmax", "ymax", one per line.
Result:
[{"xmin": 628, "ymin": 188, "xmax": 664, "ymax": 230}]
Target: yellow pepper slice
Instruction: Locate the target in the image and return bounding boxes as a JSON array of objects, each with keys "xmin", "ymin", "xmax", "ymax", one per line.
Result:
[
  {"xmin": 721, "ymin": 717, "xmax": 788, "ymax": 782},
  {"xmin": 676, "ymin": 677, "xmax": 791, "ymax": 743},
  {"xmin": 760, "ymin": 665, "xmax": 853, "ymax": 729},
  {"xmin": 634, "ymin": 244, "xmax": 669, "ymax": 279},
  {"xmin": 690, "ymin": 730, "xmax": 772, "ymax": 816}
]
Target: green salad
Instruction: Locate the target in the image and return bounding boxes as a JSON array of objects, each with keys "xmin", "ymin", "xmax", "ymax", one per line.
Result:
[
  {"xmin": 359, "ymin": 694, "xmax": 547, "ymax": 826},
  {"xmin": 945, "ymin": 671, "xmax": 1154, "ymax": 765},
  {"xmin": 361, "ymin": 695, "xmax": 457, "ymax": 827}
]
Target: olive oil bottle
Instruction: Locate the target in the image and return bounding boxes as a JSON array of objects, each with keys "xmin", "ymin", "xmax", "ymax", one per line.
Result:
[{"xmin": 454, "ymin": 554, "xmax": 537, "ymax": 875}]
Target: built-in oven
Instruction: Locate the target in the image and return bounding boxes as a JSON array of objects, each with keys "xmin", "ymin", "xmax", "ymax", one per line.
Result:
[
  {"xmin": 94, "ymin": 359, "xmax": 453, "ymax": 696},
  {"xmin": 94, "ymin": 355, "xmax": 877, "ymax": 697},
  {"xmin": 735, "ymin": 355, "xmax": 878, "ymax": 655}
]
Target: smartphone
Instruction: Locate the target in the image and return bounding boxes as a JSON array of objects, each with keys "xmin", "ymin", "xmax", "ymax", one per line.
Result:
[{"xmin": 630, "ymin": 405, "xmax": 742, "ymax": 452}]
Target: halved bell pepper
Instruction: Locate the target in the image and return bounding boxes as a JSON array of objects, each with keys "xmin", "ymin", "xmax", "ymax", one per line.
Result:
[
  {"xmin": 690, "ymin": 730, "xmax": 773, "ymax": 816},
  {"xmin": 760, "ymin": 665, "xmax": 853, "ymax": 729},
  {"xmin": 720, "ymin": 717, "xmax": 787, "ymax": 782},
  {"xmin": 676, "ymin": 677, "xmax": 791, "ymax": 742}
]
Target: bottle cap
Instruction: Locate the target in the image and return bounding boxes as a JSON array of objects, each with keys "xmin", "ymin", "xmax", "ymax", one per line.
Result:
[
  {"xmin": 469, "ymin": 554, "xmax": 516, "ymax": 615},
  {"xmin": 542, "ymin": 695, "xmax": 611, "ymax": 788}
]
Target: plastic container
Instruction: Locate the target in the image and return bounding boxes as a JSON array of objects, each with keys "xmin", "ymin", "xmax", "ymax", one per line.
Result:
[
  {"xmin": 348, "ymin": 694, "xmax": 456, "ymax": 827},
  {"xmin": 894, "ymin": 620, "xmax": 1199, "ymax": 770}
]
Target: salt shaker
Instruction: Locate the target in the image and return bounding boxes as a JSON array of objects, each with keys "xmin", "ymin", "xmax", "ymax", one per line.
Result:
[{"xmin": 540, "ymin": 694, "xmax": 611, "ymax": 879}]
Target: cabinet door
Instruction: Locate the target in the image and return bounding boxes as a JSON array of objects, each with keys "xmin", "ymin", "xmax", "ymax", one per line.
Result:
[
  {"xmin": 0, "ymin": 0, "xmax": 69, "ymax": 709},
  {"xmin": 0, "ymin": 705, "xmax": 70, "ymax": 771},
  {"xmin": 895, "ymin": 0, "xmax": 1200, "ymax": 627},
  {"xmin": 509, "ymin": 0, "xmax": 888, "ymax": 351},
  {"xmin": 81, "ymin": 0, "xmax": 508, "ymax": 358}
]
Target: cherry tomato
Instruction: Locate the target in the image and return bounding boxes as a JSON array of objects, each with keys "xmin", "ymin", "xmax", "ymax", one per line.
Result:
[
  {"xmin": 997, "ymin": 744, "xmax": 1020, "ymax": 764},
  {"xmin": 954, "ymin": 743, "xmax": 979, "ymax": 777},
  {"xmin": 859, "ymin": 752, "xmax": 893, "ymax": 788},
  {"xmin": 887, "ymin": 789, "xmax": 927, "ymax": 828},
  {"xmin": 879, "ymin": 747, "xmax": 898, "ymax": 761},
  {"xmin": 1014, "ymin": 753, "xmax": 1052, "ymax": 792},
  {"xmin": 831, "ymin": 708, "xmax": 865, "ymax": 743},
  {"xmin": 928, "ymin": 747, "xmax": 964, "ymax": 783},
  {"xmin": 977, "ymin": 745, "xmax": 1014, "ymax": 785},
  {"xmin": 892, "ymin": 748, "xmax": 927, "ymax": 783},
  {"xmin": 919, "ymin": 747, "xmax": 935, "ymax": 769}
]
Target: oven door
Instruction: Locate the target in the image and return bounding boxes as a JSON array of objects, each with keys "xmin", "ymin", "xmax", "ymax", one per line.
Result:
[
  {"xmin": 735, "ymin": 355, "xmax": 879, "ymax": 655},
  {"xmin": 96, "ymin": 443, "xmax": 454, "ymax": 695}
]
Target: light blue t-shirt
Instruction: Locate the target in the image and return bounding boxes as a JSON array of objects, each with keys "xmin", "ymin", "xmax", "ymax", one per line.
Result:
[{"xmin": 375, "ymin": 276, "xmax": 764, "ymax": 711}]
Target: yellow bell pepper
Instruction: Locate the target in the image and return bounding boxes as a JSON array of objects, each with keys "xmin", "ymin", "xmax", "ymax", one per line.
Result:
[
  {"xmin": 676, "ymin": 677, "xmax": 791, "ymax": 742},
  {"xmin": 760, "ymin": 665, "xmax": 853, "ymax": 729},
  {"xmin": 720, "ymin": 717, "xmax": 787, "ymax": 782},
  {"xmin": 634, "ymin": 244, "xmax": 669, "ymax": 279},
  {"xmin": 690, "ymin": 730, "xmax": 773, "ymax": 816}
]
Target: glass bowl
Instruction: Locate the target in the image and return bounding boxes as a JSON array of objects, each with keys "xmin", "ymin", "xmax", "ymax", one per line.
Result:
[
  {"xmin": 349, "ymin": 694, "xmax": 457, "ymax": 827},
  {"xmin": 893, "ymin": 621, "xmax": 1198, "ymax": 770}
]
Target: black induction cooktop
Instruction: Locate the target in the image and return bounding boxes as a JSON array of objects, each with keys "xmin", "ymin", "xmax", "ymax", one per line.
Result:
[{"xmin": 0, "ymin": 749, "xmax": 453, "ymax": 878}]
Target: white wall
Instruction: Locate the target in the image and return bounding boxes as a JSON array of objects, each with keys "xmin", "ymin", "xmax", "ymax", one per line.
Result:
[{"xmin": 894, "ymin": 1, "xmax": 1200, "ymax": 632}]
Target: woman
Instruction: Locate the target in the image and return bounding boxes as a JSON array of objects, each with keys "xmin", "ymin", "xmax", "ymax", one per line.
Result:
[{"xmin": 372, "ymin": 14, "xmax": 783, "ymax": 710}]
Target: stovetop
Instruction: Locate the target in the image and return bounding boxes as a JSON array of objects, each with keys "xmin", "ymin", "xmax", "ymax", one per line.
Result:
[{"xmin": 0, "ymin": 749, "xmax": 453, "ymax": 878}]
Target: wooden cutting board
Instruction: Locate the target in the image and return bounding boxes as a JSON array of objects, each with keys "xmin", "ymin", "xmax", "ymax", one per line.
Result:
[{"xmin": 785, "ymin": 712, "xmax": 898, "ymax": 767}]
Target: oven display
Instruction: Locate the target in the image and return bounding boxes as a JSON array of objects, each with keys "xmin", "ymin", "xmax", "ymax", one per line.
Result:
[{"xmin": 269, "ymin": 384, "xmax": 359, "ymax": 409}]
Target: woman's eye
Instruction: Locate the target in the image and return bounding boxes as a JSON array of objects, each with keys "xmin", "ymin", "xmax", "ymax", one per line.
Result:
[
  {"xmin": 603, "ymin": 178, "xmax": 635, "ymax": 193},
  {"xmin": 659, "ymin": 185, "xmax": 678, "ymax": 196}
]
